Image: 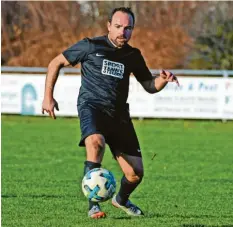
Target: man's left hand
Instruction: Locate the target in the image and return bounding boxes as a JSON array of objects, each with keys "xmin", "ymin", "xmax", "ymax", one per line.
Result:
[{"xmin": 160, "ymin": 69, "xmax": 180, "ymax": 86}]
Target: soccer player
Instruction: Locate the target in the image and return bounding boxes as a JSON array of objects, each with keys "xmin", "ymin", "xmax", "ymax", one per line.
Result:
[{"xmin": 42, "ymin": 7, "xmax": 179, "ymax": 218}]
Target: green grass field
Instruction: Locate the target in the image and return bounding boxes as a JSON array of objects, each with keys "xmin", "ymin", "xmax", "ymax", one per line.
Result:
[{"xmin": 1, "ymin": 115, "xmax": 233, "ymax": 227}]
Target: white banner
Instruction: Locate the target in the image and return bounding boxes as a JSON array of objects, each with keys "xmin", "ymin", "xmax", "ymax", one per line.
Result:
[
  {"xmin": 1, "ymin": 74, "xmax": 233, "ymax": 120},
  {"xmin": 1, "ymin": 74, "xmax": 81, "ymax": 116},
  {"xmin": 222, "ymin": 78, "xmax": 233, "ymax": 119},
  {"xmin": 128, "ymin": 77, "xmax": 227, "ymax": 119}
]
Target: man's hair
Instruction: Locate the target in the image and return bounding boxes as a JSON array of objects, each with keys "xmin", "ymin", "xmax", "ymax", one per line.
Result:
[{"xmin": 109, "ymin": 7, "xmax": 135, "ymax": 26}]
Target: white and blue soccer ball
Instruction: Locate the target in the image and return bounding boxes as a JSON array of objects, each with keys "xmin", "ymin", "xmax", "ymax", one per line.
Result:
[{"xmin": 82, "ymin": 168, "xmax": 116, "ymax": 202}]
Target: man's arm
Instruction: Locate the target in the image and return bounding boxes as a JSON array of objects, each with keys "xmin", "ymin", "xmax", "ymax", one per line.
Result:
[
  {"xmin": 42, "ymin": 38, "xmax": 90, "ymax": 119},
  {"xmin": 42, "ymin": 54, "xmax": 70, "ymax": 119},
  {"xmin": 140, "ymin": 70, "xmax": 179, "ymax": 94},
  {"xmin": 132, "ymin": 50, "xmax": 179, "ymax": 94}
]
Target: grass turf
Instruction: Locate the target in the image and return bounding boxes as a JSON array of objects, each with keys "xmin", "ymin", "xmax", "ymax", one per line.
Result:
[{"xmin": 1, "ymin": 115, "xmax": 233, "ymax": 227}]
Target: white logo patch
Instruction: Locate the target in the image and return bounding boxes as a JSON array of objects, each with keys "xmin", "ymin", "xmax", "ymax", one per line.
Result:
[
  {"xmin": 96, "ymin": 53, "xmax": 105, "ymax": 57},
  {"xmin": 101, "ymin": 59, "xmax": 124, "ymax": 79}
]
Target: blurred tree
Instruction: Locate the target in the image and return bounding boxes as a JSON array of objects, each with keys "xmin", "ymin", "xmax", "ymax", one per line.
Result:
[
  {"xmin": 1, "ymin": 1, "xmax": 27, "ymax": 62},
  {"xmin": 1, "ymin": 1, "xmax": 207, "ymax": 69},
  {"xmin": 187, "ymin": 1, "xmax": 233, "ymax": 69}
]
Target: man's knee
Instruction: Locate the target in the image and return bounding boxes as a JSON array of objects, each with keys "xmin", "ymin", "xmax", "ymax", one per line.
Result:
[
  {"xmin": 125, "ymin": 168, "xmax": 144, "ymax": 183},
  {"xmin": 85, "ymin": 134, "xmax": 105, "ymax": 152}
]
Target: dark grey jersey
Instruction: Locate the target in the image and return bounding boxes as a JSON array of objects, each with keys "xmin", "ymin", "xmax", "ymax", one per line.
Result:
[{"xmin": 63, "ymin": 35, "xmax": 152, "ymax": 113}]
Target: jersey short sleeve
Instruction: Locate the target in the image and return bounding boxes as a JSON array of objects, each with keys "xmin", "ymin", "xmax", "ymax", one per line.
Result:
[
  {"xmin": 132, "ymin": 49, "xmax": 153, "ymax": 82},
  {"xmin": 62, "ymin": 38, "xmax": 90, "ymax": 66}
]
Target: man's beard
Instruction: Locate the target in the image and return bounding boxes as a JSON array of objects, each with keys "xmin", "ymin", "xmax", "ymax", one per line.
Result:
[
  {"xmin": 113, "ymin": 37, "xmax": 127, "ymax": 48},
  {"xmin": 108, "ymin": 34, "xmax": 128, "ymax": 48}
]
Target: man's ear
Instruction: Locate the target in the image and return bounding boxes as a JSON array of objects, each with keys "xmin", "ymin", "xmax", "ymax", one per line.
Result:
[{"xmin": 107, "ymin": 21, "xmax": 111, "ymax": 32}]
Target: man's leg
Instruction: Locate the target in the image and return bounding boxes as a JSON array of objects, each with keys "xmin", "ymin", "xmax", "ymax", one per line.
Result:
[
  {"xmin": 84, "ymin": 134, "xmax": 106, "ymax": 218},
  {"xmin": 112, "ymin": 153, "xmax": 144, "ymax": 216}
]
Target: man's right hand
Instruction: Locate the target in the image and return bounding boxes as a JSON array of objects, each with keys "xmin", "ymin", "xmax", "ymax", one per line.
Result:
[{"xmin": 42, "ymin": 97, "xmax": 59, "ymax": 119}]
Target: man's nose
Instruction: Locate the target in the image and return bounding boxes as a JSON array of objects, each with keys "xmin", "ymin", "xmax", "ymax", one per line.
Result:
[{"xmin": 118, "ymin": 28, "xmax": 124, "ymax": 36}]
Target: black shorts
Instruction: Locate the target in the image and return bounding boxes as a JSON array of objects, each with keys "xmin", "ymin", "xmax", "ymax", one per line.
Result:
[{"xmin": 77, "ymin": 103, "xmax": 142, "ymax": 158}]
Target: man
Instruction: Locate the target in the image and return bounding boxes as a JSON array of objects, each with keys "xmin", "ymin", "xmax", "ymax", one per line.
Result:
[{"xmin": 42, "ymin": 7, "xmax": 179, "ymax": 219}]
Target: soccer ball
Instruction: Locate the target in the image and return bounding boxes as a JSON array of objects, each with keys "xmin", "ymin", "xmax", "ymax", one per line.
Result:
[{"xmin": 82, "ymin": 168, "xmax": 116, "ymax": 202}]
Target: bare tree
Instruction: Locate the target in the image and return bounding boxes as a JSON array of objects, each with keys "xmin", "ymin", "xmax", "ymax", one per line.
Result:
[{"xmin": 1, "ymin": 1, "xmax": 210, "ymax": 68}]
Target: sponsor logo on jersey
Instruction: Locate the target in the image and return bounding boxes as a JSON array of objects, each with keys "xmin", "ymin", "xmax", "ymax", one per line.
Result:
[{"xmin": 101, "ymin": 59, "xmax": 124, "ymax": 79}]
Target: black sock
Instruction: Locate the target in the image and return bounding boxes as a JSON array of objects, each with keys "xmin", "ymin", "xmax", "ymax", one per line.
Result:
[
  {"xmin": 83, "ymin": 161, "xmax": 101, "ymax": 210},
  {"xmin": 116, "ymin": 175, "xmax": 142, "ymax": 205}
]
